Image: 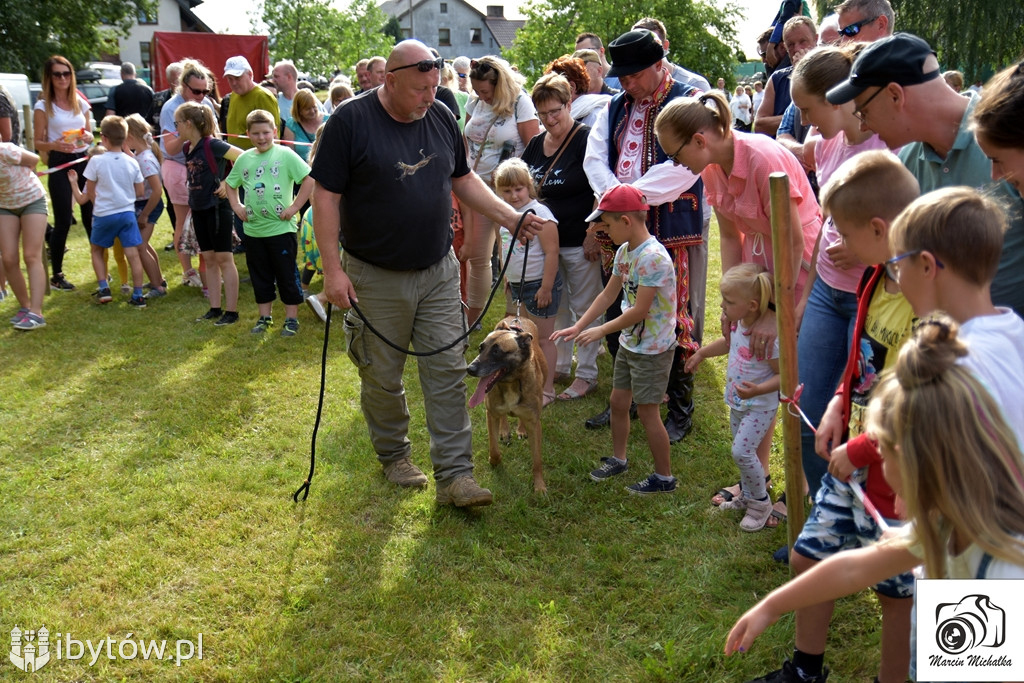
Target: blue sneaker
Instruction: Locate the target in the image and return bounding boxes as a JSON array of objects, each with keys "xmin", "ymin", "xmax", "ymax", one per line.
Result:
[
  {"xmin": 590, "ymin": 457, "xmax": 628, "ymax": 481},
  {"xmin": 626, "ymin": 473, "xmax": 677, "ymax": 495},
  {"xmin": 93, "ymin": 287, "xmax": 113, "ymax": 304},
  {"xmin": 10, "ymin": 307, "xmax": 28, "ymax": 324},
  {"xmin": 128, "ymin": 295, "xmax": 147, "ymax": 308}
]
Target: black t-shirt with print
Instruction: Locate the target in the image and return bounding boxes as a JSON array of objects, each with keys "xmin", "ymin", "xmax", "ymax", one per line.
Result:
[
  {"xmin": 309, "ymin": 89, "xmax": 470, "ymax": 270},
  {"xmin": 521, "ymin": 123, "xmax": 592, "ymax": 248},
  {"xmin": 185, "ymin": 136, "xmax": 231, "ymax": 211}
]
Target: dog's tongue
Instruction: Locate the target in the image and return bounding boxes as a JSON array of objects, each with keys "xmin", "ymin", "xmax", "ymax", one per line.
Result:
[{"xmin": 469, "ymin": 370, "xmax": 502, "ymax": 408}]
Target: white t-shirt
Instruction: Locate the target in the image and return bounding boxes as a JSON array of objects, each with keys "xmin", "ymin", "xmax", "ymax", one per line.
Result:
[
  {"xmin": 959, "ymin": 309, "xmax": 1024, "ymax": 448},
  {"xmin": 33, "ymin": 96, "xmax": 92, "ymax": 152},
  {"xmin": 465, "ymin": 94, "xmax": 537, "ymax": 181},
  {"xmin": 135, "ymin": 148, "xmax": 161, "ymax": 201},
  {"xmin": 752, "ymin": 91, "xmax": 765, "ymax": 117},
  {"xmin": 726, "ymin": 321, "xmax": 780, "ymax": 412},
  {"xmin": 730, "ymin": 93, "xmax": 752, "ymax": 125},
  {"xmin": 499, "ymin": 198, "xmax": 557, "ymax": 283},
  {"xmin": 83, "ymin": 151, "xmax": 143, "ymax": 216}
]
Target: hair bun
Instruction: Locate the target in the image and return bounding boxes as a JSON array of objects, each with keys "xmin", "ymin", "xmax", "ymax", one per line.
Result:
[{"xmin": 897, "ymin": 313, "xmax": 968, "ymax": 389}]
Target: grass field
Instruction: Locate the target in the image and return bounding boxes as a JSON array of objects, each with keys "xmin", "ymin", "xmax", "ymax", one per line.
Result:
[{"xmin": 0, "ymin": 204, "xmax": 886, "ymax": 681}]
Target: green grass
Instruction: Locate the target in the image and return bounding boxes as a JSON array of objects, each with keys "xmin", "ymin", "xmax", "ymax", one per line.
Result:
[{"xmin": 0, "ymin": 206, "xmax": 886, "ymax": 681}]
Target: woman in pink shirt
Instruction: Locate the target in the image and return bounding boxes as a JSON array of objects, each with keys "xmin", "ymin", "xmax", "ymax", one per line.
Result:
[{"xmin": 655, "ymin": 90, "xmax": 821, "ymax": 513}]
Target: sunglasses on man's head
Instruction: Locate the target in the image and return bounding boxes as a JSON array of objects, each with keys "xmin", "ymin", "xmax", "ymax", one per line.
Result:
[
  {"xmin": 838, "ymin": 15, "xmax": 878, "ymax": 37},
  {"xmin": 388, "ymin": 57, "xmax": 444, "ymax": 73}
]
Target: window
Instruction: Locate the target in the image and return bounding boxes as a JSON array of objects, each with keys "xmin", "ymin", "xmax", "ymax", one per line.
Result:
[
  {"xmin": 401, "ymin": 28, "xmax": 411, "ymax": 39},
  {"xmin": 439, "ymin": 28, "xmax": 451, "ymax": 46},
  {"xmin": 137, "ymin": 8, "xmax": 157, "ymax": 24},
  {"xmin": 140, "ymin": 41, "xmax": 151, "ymax": 69},
  {"xmin": 440, "ymin": 2, "xmax": 447, "ymax": 12},
  {"xmin": 470, "ymin": 28, "xmax": 483, "ymax": 43}
]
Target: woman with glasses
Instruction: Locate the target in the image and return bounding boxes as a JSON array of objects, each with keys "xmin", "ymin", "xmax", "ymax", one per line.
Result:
[
  {"xmin": 159, "ymin": 58, "xmax": 217, "ymax": 288},
  {"xmin": 33, "ymin": 55, "xmax": 94, "ymax": 291},
  {"xmin": 521, "ymin": 73, "xmax": 602, "ymax": 401},
  {"xmin": 461, "ymin": 55, "xmax": 539, "ymax": 327}
]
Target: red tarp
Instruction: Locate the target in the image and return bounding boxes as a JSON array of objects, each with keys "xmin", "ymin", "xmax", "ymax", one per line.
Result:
[{"xmin": 151, "ymin": 32, "xmax": 269, "ymax": 95}]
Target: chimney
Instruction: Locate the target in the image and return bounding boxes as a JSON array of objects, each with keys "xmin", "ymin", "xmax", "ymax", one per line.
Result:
[{"xmin": 486, "ymin": 5, "xmax": 504, "ymax": 17}]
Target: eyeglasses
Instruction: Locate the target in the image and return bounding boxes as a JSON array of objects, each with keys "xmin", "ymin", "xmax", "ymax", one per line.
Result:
[
  {"xmin": 838, "ymin": 15, "xmax": 878, "ymax": 38},
  {"xmin": 666, "ymin": 139, "xmax": 687, "ymax": 164},
  {"xmin": 537, "ymin": 103, "xmax": 565, "ymax": 120},
  {"xmin": 853, "ymin": 86, "xmax": 885, "ymax": 122},
  {"xmin": 388, "ymin": 57, "xmax": 444, "ymax": 74},
  {"xmin": 885, "ymin": 249, "xmax": 945, "ymax": 281},
  {"xmin": 186, "ymin": 84, "xmax": 211, "ymax": 96},
  {"xmin": 51, "ymin": 71, "xmax": 72, "ymax": 79}
]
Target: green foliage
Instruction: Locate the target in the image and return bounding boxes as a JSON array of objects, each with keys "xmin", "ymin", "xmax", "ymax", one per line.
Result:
[
  {"xmin": 505, "ymin": 0, "xmax": 741, "ymax": 86},
  {"xmin": 0, "ymin": 0, "xmax": 158, "ymax": 77},
  {"xmin": 261, "ymin": 0, "xmax": 395, "ymax": 77}
]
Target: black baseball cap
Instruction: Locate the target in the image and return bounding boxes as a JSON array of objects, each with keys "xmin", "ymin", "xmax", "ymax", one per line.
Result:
[{"xmin": 826, "ymin": 33, "xmax": 940, "ymax": 104}]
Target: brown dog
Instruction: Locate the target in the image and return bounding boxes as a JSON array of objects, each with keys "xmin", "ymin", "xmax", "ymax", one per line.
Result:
[{"xmin": 467, "ymin": 316, "xmax": 547, "ymax": 492}]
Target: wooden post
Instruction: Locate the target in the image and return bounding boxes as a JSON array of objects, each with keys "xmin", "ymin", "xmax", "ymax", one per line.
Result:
[{"xmin": 768, "ymin": 172, "xmax": 805, "ymax": 572}]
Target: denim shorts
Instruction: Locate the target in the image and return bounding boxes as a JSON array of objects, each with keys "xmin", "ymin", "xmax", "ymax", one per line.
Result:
[
  {"xmin": 91, "ymin": 211, "xmax": 143, "ymax": 249},
  {"xmin": 0, "ymin": 196, "xmax": 48, "ymax": 217},
  {"xmin": 135, "ymin": 198, "xmax": 164, "ymax": 225},
  {"xmin": 508, "ymin": 274, "xmax": 562, "ymax": 318},
  {"xmin": 795, "ymin": 472, "xmax": 914, "ymax": 599}
]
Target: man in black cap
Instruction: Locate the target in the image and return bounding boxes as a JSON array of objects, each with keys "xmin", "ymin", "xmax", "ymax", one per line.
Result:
[
  {"xmin": 827, "ymin": 32, "xmax": 1024, "ymax": 316},
  {"xmin": 581, "ymin": 29, "xmax": 704, "ymax": 442}
]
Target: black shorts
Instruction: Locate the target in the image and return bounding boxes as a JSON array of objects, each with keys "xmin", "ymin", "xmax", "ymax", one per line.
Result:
[{"xmin": 191, "ymin": 199, "xmax": 234, "ymax": 253}]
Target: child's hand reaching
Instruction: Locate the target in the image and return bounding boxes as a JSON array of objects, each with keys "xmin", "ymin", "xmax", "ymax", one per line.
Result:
[
  {"xmin": 575, "ymin": 325, "xmax": 604, "ymax": 346},
  {"xmin": 67, "ymin": 169, "xmax": 78, "ymax": 184},
  {"xmin": 724, "ymin": 603, "xmax": 780, "ymax": 656},
  {"xmin": 684, "ymin": 350, "xmax": 703, "ymax": 373},
  {"xmin": 827, "ymin": 443, "xmax": 855, "ymax": 481},
  {"xmin": 551, "ymin": 325, "xmax": 580, "ymax": 343}
]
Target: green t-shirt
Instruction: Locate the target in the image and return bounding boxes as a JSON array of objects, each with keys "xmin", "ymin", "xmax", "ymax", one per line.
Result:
[
  {"xmin": 225, "ymin": 144, "xmax": 310, "ymax": 237},
  {"xmin": 225, "ymin": 85, "xmax": 279, "ymax": 150}
]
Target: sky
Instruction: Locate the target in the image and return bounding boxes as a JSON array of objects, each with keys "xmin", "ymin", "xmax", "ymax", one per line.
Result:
[{"xmin": 193, "ymin": 0, "xmax": 781, "ymax": 61}]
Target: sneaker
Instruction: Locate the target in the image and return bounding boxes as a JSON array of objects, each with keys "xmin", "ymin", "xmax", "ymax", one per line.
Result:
[
  {"xmin": 214, "ymin": 311, "xmax": 239, "ymax": 326},
  {"xmin": 748, "ymin": 659, "xmax": 829, "ymax": 683},
  {"xmin": 0, "ymin": 288, "xmax": 6, "ymax": 301},
  {"xmin": 305, "ymin": 294, "xmax": 327, "ymax": 323},
  {"xmin": 740, "ymin": 496, "xmax": 773, "ymax": 532},
  {"xmin": 144, "ymin": 287, "xmax": 167, "ymax": 299},
  {"xmin": 435, "ymin": 474, "xmax": 493, "ymax": 507},
  {"xmin": 143, "ymin": 280, "xmax": 166, "ymax": 292},
  {"xmin": 626, "ymin": 473, "xmax": 678, "ymax": 495},
  {"xmin": 382, "ymin": 457, "xmax": 428, "ymax": 488},
  {"xmin": 13, "ymin": 312, "xmax": 46, "ymax": 330},
  {"xmin": 10, "ymin": 308, "xmax": 28, "ymax": 324},
  {"xmin": 196, "ymin": 308, "xmax": 221, "ymax": 322},
  {"xmin": 251, "ymin": 315, "xmax": 273, "ymax": 334},
  {"xmin": 590, "ymin": 457, "xmax": 628, "ymax": 481},
  {"xmin": 128, "ymin": 295, "xmax": 147, "ymax": 308},
  {"xmin": 93, "ymin": 287, "xmax": 113, "ymax": 304},
  {"xmin": 164, "ymin": 242, "xmax": 175, "ymax": 252},
  {"xmin": 120, "ymin": 283, "xmax": 132, "ymax": 295},
  {"xmin": 280, "ymin": 318, "xmax": 299, "ymax": 337},
  {"xmin": 50, "ymin": 273, "xmax": 76, "ymax": 291},
  {"xmin": 183, "ymin": 269, "xmax": 202, "ymax": 288}
]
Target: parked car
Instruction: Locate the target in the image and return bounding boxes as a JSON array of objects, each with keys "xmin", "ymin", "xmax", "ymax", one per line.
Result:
[{"xmin": 76, "ymin": 79, "xmax": 112, "ymax": 126}]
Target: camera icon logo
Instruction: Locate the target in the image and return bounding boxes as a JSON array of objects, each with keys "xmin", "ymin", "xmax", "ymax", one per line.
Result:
[{"xmin": 935, "ymin": 594, "xmax": 1005, "ymax": 655}]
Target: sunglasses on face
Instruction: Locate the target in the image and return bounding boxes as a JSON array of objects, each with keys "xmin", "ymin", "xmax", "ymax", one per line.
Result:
[
  {"xmin": 51, "ymin": 70, "xmax": 72, "ymax": 79},
  {"xmin": 838, "ymin": 15, "xmax": 878, "ymax": 37},
  {"xmin": 186, "ymin": 84, "xmax": 211, "ymax": 96},
  {"xmin": 388, "ymin": 57, "xmax": 444, "ymax": 74}
]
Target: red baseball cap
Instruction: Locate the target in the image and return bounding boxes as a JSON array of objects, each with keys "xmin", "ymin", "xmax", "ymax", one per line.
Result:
[{"xmin": 586, "ymin": 184, "xmax": 649, "ymax": 222}]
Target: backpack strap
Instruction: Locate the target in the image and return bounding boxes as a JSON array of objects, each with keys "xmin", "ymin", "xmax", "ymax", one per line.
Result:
[
  {"xmin": 201, "ymin": 136, "xmax": 220, "ymax": 180},
  {"xmin": 976, "ymin": 552, "xmax": 993, "ymax": 579}
]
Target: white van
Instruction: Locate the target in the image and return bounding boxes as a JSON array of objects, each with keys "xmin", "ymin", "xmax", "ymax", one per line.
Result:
[{"xmin": 0, "ymin": 72, "xmax": 32, "ymax": 146}]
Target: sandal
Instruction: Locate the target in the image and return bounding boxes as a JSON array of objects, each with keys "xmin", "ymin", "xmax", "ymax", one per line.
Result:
[
  {"xmin": 557, "ymin": 378, "xmax": 598, "ymax": 401},
  {"xmin": 765, "ymin": 493, "xmax": 787, "ymax": 528},
  {"xmin": 711, "ymin": 475, "xmax": 771, "ymax": 506},
  {"xmin": 542, "ymin": 391, "xmax": 556, "ymax": 408}
]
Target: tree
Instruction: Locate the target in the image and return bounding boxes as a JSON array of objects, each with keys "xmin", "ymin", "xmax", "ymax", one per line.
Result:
[
  {"xmin": 812, "ymin": 0, "xmax": 1024, "ymax": 82},
  {"xmin": 505, "ymin": 0, "xmax": 741, "ymax": 87},
  {"xmin": 0, "ymin": 0, "xmax": 158, "ymax": 77},
  {"xmin": 261, "ymin": 0, "xmax": 395, "ymax": 78}
]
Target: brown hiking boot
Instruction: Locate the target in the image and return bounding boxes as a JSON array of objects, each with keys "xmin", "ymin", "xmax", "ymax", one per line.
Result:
[
  {"xmin": 382, "ymin": 457, "xmax": 428, "ymax": 488},
  {"xmin": 435, "ymin": 475, "xmax": 493, "ymax": 507}
]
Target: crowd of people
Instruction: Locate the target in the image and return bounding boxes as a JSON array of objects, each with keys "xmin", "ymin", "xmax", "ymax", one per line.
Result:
[{"xmin": 3, "ymin": 1, "xmax": 1024, "ymax": 680}]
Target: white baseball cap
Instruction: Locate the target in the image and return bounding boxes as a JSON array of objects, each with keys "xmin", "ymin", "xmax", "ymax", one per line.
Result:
[{"xmin": 224, "ymin": 56, "xmax": 252, "ymax": 77}]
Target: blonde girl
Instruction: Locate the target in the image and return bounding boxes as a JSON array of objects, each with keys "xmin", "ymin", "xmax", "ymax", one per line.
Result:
[
  {"xmin": 726, "ymin": 317, "xmax": 1024, "ymax": 656},
  {"xmin": 461, "ymin": 55, "xmax": 539, "ymax": 326},
  {"xmin": 124, "ymin": 113, "xmax": 167, "ymax": 296},
  {"xmin": 174, "ymin": 101, "xmax": 242, "ymax": 325},
  {"xmin": 493, "ymin": 158, "xmax": 561, "ymax": 406},
  {"xmin": 686, "ymin": 264, "xmax": 779, "ymax": 531}
]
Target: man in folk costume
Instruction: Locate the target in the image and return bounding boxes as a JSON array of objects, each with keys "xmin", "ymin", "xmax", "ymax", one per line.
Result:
[{"xmin": 583, "ymin": 29, "xmax": 705, "ymax": 442}]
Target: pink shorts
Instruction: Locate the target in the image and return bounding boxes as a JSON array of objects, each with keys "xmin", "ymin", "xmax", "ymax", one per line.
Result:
[{"xmin": 161, "ymin": 159, "xmax": 189, "ymax": 206}]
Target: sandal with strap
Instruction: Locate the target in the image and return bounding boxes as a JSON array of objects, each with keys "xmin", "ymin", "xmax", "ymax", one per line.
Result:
[
  {"xmin": 711, "ymin": 475, "xmax": 771, "ymax": 506},
  {"xmin": 765, "ymin": 493, "xmax": 788, "ymax": 528},
  {"xmin": 557, "ymin": 378, "xmax": 598, "ymax": 401}
]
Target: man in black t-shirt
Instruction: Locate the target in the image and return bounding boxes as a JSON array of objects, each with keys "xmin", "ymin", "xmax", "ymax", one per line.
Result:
[
  {"xmin": 106, "ymin": 62, "xmax": 154, "ymax": 119},
  {"xmin": 310, "ymin": 40, "xmax": 543, "ymax": 508}
]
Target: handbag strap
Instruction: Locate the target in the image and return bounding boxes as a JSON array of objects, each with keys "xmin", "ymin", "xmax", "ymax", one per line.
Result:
[
  {"xmin": 471, "ymin": 114, "xmax": 498, "ymax": 172},
  {"xmin": 537, "ymin": 122, "xmax": 582, "ymax": 196}
]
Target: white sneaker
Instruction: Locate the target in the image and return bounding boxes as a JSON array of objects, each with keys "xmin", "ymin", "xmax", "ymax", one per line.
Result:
[{"xmin": 740, "ymin": 497, "xmax": 773, "ymax": 532}]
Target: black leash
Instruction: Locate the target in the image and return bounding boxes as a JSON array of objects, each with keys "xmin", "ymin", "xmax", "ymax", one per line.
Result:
[{"xmin": 292, "ymin": 209, "xmax": 535, "ymax": 502}]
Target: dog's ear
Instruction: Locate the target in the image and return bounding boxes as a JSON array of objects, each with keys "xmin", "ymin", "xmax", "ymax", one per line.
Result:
[
  {"xmin": 496, "ymin": 318, "xmax": 512, "ymax": 331},
  {"xmin": 516, "ymin": 331, "xmax": 534, "ymax": 352}
]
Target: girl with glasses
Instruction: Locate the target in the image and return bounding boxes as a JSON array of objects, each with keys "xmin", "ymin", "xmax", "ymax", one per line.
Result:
[{"xmin": 33, "ymin": 55, "xmax": 94, "ymax": 291}]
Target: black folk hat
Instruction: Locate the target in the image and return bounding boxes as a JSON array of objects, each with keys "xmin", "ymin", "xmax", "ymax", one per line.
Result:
[{"xmin": 607, "ymin": 30, "xmax": 665, "ymax": 78}]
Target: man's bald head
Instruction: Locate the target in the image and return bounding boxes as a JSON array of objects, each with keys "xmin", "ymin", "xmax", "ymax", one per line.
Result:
[{"xmin": 385, "ymin": 40, "xmax": 434, "ymax": 73}]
